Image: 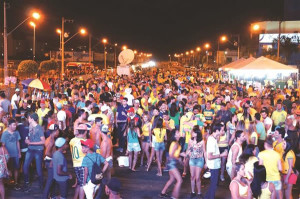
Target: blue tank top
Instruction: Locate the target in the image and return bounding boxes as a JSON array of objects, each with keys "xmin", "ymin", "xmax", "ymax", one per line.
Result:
[{"xmin": 127, "ymin": 129, "xmax": 139, "ymax": 143}]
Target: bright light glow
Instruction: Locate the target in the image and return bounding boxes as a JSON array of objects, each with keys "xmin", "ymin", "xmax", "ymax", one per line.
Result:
[
  {"xmin": 32, "ymin": 12, "xmax": 41, "ymax": 20},
  {"xmin": 196, "ymin": 47, "xmax": 201, "ymax": 52},
  {"xmin": 122, "ymin": 45, "xmax": 127, "ymax": 50},
  {"xmin": 186, "ymin": 51, "xmax": 189, "ymax": 55},
  {"xmin": 204, "ymin": 43, "xmax": 210, "ymax": 49},
  {"xmin": 56, "ymin": 28, "xmax": 61, "ymax": 34},
  {"xmin": 224, "ymin": 51, "xmax": 228, "ymax": 55},
  {"xmin": 102, "ymin": 38, "xmax": 108, "ymax": 44},
  {"xmin": 253, "ymin": 24, "xmax": 260, "ymax": 31},
  {"xmin": 29, "ymin": 21, "xmax": 36, "ymax": 27},
  {"xmin": 141, "ymin": 61, "xmax": 156, "ymax": 68},
  {"xmin": 114, "ymin": 43, "xmax": 118, "ymax": 46},
  {"xmin": 190, "ymin": 50, "xmax": 194, "ymax": 54},
  {"xmin": 80, "ymin": 28, "xmax": 87, "ymax": 35},
  {"xmin": 221, "ymin": 36, "xmax": 227, "ymax": 42},
  {"xmin": 147, "ymin": 54, "xmax": 152, "ymax": 57},
  {"xmin": 134, "ymin": 50, "xmax": 137, "ymax": 54}
]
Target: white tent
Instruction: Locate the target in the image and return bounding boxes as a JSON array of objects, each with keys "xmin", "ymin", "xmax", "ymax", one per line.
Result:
[{"xmin": 232, "ymin": 56, "xmax": 298, "ymax": 73}]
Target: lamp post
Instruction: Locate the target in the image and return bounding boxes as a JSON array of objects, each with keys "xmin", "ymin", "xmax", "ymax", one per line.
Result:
[
  {"xmin": 196, "ymin": 47, "xmax": 201, "ymax": 67},
  {"xmin": 3, "ymin": 7, "xmax": 40, "ymax": 80},
  {"xmin": 114, "ymin": 43, "xmax": 117, "ymax": 68},
  {"xmin": 217, "ymin": 36, "xmax": 227, "ymax": 66},
  {"xmin": 102, "ymin": 38, "xmax": 107, "ymax": 74},
  {"xmin": 122, "ymin": 45, "xmax": 127, "ymax": 50},
  {"xmin": 204, "ymin": 43, "xmax": 210, "ymax": 65},
  {"xmin": 190, "ymin": 50, "xmax": 194, "ymax": 66},
  {"xmin": 29, "ymin": 21, "xmax": 36, "ymax": 60},
  {"xmin": 60, "ymin": 18, "xmax": 87, "ymax": 79}
]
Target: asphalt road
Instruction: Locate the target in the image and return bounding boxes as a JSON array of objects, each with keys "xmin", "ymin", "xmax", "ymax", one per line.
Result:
[{"xmin": 5, "ymin": 149, "xmax": 300, "ymax": 199}]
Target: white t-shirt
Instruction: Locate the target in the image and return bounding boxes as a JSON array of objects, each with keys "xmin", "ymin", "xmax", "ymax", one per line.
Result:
[
  {"xmin": 125, "ymin": 94, "xmax": 134, "ymax": 106},
  {"xmin": 206, "ymin": 135, "xmax": 221, "ymax": 169},
  {"xmin": 11, "ymin": 94, "xmax": 20, "ymax": 110},
  {"xmin": 264, "ymin": 117, "xmax": 273, "ymax": 135},
  {"xmin": 57, "ymin": 110, "xmax": 66, "ymax": 130}
]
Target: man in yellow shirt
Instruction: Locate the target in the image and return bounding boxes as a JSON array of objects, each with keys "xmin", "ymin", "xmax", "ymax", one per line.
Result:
[
  {"xmin": 258, "ymin": 136, "xmax": 282, "ymax": 199},
  {"xmin": 271, "ymin": 100, "xmax": 287, "ymax": 128},
  {"xmin": 69, "ymin": 124, "xmax": 87, "ymax": 199},
  {"xmin": 36, "ymin": 100, "xmax": 50, "ymax": 126}
]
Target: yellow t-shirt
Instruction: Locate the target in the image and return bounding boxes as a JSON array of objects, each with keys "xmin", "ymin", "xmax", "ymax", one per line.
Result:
[
  {"xmin": 141, "ymin": 98, "xmax": 149, "ymax": 111},
  {"xmin": 282, "ymin": 150, "xmax": 295, "ymax": 174},
  {"xmin": 258, "ymin": 150, "xmax": 281, "ymax": 181},
  {"xmin": 250, "ymin": 132, "xmax": 258, "ymax": 146},
  {"xmin": 36, "ymin": 108, "xmax": 50, "ymax": 126},
  {"xmin": 182, "ymin": 120, "xmax": 198, "ymax": 144},
  {"xmin": 273, "ymin": 140, "xmax": 284, "ymax": 158},
  {"xmin": 271, "ymin": 111, "xmax": 287, "ymax": 126},
  {"xmin": 245, "ymin": 156, "xmax": 258, "ymax": 179},
  {"xmin": 218, "ymin": 133, "xmax": 228, "ymax": 147},
  {"xmin": 163, "ymin": 119, "xmax": 175, "ymax": 130},
  {"xmin": 153, "ymin": 128, "xmax": 166, "ymax": 143},
  {"xmin": 142, "ymin": 123, "xmax": 152, "ymax": 136},
  {"xmin": 69, "ymin": 137, "xmax": 86, "ymax": 167},
  {"xmin": 169, "ymin": 141, "xmax": 181, "ymax": 158}
]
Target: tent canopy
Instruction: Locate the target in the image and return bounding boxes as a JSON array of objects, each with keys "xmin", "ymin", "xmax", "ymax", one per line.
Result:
[
  {"xmin": 219, "ymin": 58, "xmax": 245, "ymax": 71},
  {"xmin": 231, "ymin": 56, "xmax": 298, "ymax": 73}
]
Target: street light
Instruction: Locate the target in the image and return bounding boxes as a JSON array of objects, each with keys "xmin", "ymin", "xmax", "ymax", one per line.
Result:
[
  {"xmin": 114, "ymin": 43, "xmax": 117, "ymax": 68},
  {"xmin": 204, "ymin": 43, "xmax": 210, "ymax": 65},
  {"xmin": 217, "ymin": 35, "xmax": 227, "ymax": 66},
  {"xmin": 122, "ymin": 45, "xmax": 127, "ymax": 50},
  {"xmin": 102, "ymin": 38, "xmax": 108, "ymax": 74},
  {"xmin": 29, "ymin": 21, "xmax": 36, "ymax": 60},
  {"xmin": 3, "ymin": 9, "xmax": 41, "ymax": 80},
  {"xmin": 252, "ymin": 24, "xmax": 260, "ymax": 31},
  {"xmin": 190, "ymin": 50, "xmax": 195, "ymax": 66},
  {"xmin": 196, "ymin": 47, "xmax": 201, "ymax": 52}
]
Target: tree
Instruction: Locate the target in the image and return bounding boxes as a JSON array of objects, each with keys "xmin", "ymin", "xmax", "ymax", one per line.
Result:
[
  {"xmin": 273, "ymin": 35, "xmax": 299, "ymax": 60},
  {"xmin": 18, "ymin": 60, "xmax": 38, "ymax": 77},
  {"xmin": 40, "ymin": 60, "xmax": 59, "ymax": 72}
]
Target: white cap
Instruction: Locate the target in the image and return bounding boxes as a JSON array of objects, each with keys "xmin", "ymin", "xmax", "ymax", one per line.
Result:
[
  {"xmin": 101, "ymin": 104, "xmax": 109, "ymax": 112},
  {"xmin": 87, "ymin": 115, "xmax": 95, "ymax": 122},
  {"xmin": 225, "ymin": 89, "xmax": 229, "ymax": 92},
  {"xmin": 15, "ymin": 88, "xmax": 20, "ymax": 92},
  {"xmin": 101, "ymin": 125, "xmax": 109, "ymax": 133}
]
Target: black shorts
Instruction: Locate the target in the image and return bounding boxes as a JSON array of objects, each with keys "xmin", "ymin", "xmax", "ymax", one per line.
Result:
[
  {"xmin": 8, "ymin": 157, "xmax": 20, "ymax": 170},
  {"xmin": 219, "ymin": 146, "xmax": 228, "ymax": 154}
]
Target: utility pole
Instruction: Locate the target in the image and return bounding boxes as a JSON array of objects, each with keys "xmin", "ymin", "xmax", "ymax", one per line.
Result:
[
  {"xmin": 61, "ymin": 17, "xmax": 64, "ymax": 80},
  {"xmin": 277, "ymin": 21, "xmax": 282, "ymax": 58},
  {"xmin": 88, "ymin": 34, "xmax": 92, "ymax": 63},
  {"xmin": 3, "ymin": 1, "xmax": 8, "ymax": 80},
  {"xmin": 114, "ymin": 43, "xmax": 117, "ymax": 68}
]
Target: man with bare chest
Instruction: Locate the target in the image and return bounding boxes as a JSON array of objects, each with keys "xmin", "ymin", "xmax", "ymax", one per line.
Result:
[{"xmin": 90, "ymin": 117, "xmax": 102, "ymax": 147}]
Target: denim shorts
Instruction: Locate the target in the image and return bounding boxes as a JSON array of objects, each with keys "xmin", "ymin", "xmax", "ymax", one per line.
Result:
[
  {"xmin": 154, "ymin": 142, "xmax": 165, "ymax": 151},
  {"xmin": 142, "ymin": 136, "xmax": 150, "ymax": 143},
  {"xmin": 189, "ymin": 157, "xmax": 204, "ymax": 168},
  {"xmin": 269, "ymin": 180, "xmax": 282, "ymax": 191},
  {"xmin": 74, "ymin": 166, "xmax": 85, "ymax": 186},
  {"xmin": 8, "ymin": 157, "xmax": 20, "ymax": 170},
  {"xmin": 167, "ymin": 159, "xmax": 179, "ymax": 171},
  {"xmin": 127, "ymin": 143, "xmax": 141, "ymax": 152}
]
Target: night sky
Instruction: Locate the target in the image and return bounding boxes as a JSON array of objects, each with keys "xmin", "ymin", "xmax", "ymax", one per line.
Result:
[{"xmin": 4, "ymin": 0, "xmax": 284, "ymax": 60}]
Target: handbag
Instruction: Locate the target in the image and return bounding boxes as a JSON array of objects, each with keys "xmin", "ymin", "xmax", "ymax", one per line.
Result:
[{"xmin": 1, "ymin": 147, "xmax": 9, "ymax": 178}]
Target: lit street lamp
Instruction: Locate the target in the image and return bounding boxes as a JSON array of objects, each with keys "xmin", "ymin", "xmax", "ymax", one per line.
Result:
[
  {"xmin": 204, "ymin": 43, "xmax": 210, "ymax": 65},
  {"xmin": 3, "ymin": 8, "xmax": 41, "ymax": 80},
  {"xmin": 217, "ymin": 35, "xmax": 227, "ymax": 66},
  {"xmin": 122, "ymin": 45, "xmax": 127, "ymax": 50},
  {"xmin": 102, "ymin": 38, "xmax": 108, "ymax": 74},
  {"xmin": 29, "ymin": 21, "xmax": 36, "ymax": 60}
]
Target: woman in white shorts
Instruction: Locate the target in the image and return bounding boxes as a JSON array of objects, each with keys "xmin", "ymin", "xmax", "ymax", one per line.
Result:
[{"xmin": 126, "ymin": 119, "xmax": 141, "ymax": 171}]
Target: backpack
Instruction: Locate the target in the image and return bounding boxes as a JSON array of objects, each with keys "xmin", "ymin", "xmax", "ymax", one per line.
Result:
[{"xmin": 86, "ymin": 153, "xmax": 103, "ymax": 184}]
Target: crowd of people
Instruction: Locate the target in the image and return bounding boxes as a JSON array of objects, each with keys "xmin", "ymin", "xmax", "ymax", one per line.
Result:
[{"xmin": 0, "ymin": 69, "xmax": 299, "ymax": 199}]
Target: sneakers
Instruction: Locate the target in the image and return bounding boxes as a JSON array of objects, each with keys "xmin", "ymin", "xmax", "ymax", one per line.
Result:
[
  {"xmin": 22, "ymin": 183, "xmax": 31, "ymax": 192},
  {"xmin": 14, "ymin": 183, "xmax": 21, "ymax": 191},
  {"xmin": 198, "ymin": 193, "xmax": 204, "ymax": 199},
  {"xmin": 190, "ymin": 192, "xmax": 197, "ymax": 198},
  {"xmin": 159, "ymin": 193, "xmax": 169, "ymax": 198},
  {"xmin": 203, "ymin": 170, "xmax": 211, "ymax": 178},
  {"xmin": 220, "ymin": 175, "xmax": 225, "ymax": 181}
]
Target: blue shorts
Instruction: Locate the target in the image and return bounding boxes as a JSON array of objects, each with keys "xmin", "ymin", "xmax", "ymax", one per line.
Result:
[
  {"xmin": 8, "ymin": 157, "xmax": 20, "ymax": 170},
  {"xmin": 142, "ymin": 136, "xmax": 150, "ymax": 143},
  {"xmin": 189, "ymin": 157, "xmax": 204, "ymax": 168},
  {"xmin": 154, "ymin": 142, "xmax": 165, "ymax": 151},
  {"xmin": 167, "ymin": 159, "xmax": 179, "ymax": 171},
  {"xmin": 74, "ymin": 166, "xmax": 85, "ymax": 187},
  {"xmin": 183, "ymin": 143, "xmax": 188, "ymax": 152},
  {"xmin": 269, "ymin": 180, "xmax": 282, "ymax": 191},
  {"xmin": 127, "ymin": 143, "xmax": 141, "ymax": 152}
]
